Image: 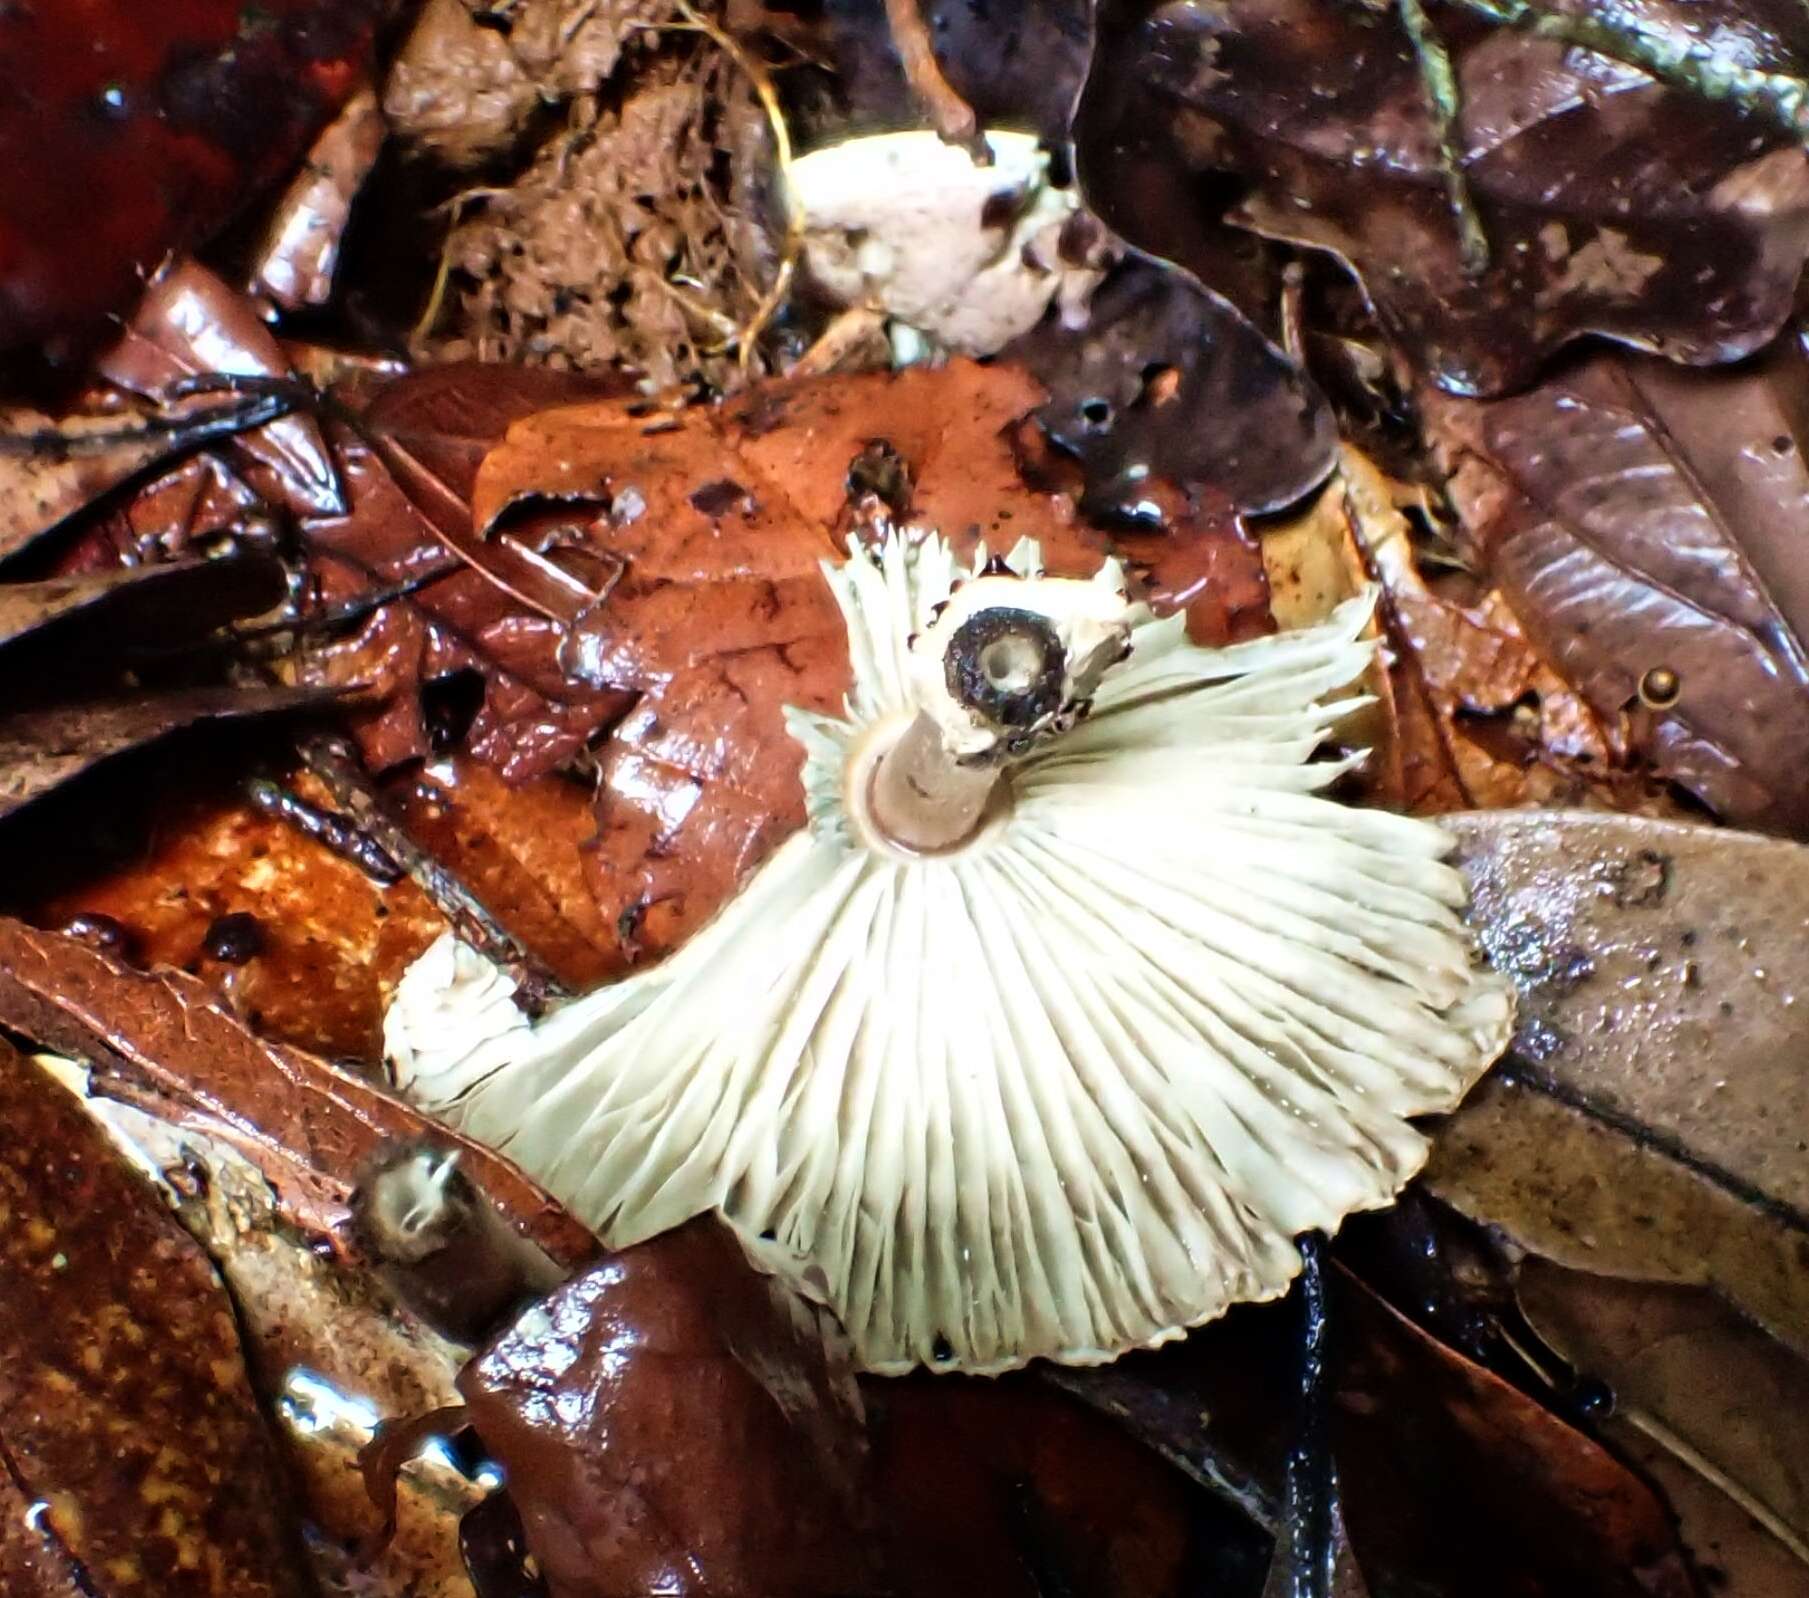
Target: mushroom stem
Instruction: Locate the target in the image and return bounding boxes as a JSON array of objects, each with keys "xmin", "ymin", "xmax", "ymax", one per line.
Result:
[
  {"xmin": 865, "ymin": 601, "xmax": 1119, "ymax": 852},
  {"xmin": 866, "ymin": 709, "xmax": 1001, "ymax": 853}
]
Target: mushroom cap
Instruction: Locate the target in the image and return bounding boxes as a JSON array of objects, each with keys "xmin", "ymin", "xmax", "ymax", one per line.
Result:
[{"xmin": 387, "ymin": 533, "xmax": 1513, "ymax": 1374}]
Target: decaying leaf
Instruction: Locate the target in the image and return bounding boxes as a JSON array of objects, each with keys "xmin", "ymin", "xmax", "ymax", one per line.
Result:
[
  {"xmin": 1424, "ymin": 345, "xmax": 1809, "ymax": 834},
  {"xmin": 1005, "ymin": 258, "xmax": 1337, "ymax": 517},
  {"xmin": 0, "ymin": 916, "xmax": 597, "ymax": 1264},
  {"xmin": 0, "ymin": 1041, "xmax": 313, "ymax": 1597},
  {"xmin": 98, "ymin": 259, "xmax": 342, "ymax": 518},
  {"xmin": 1079, "ymin": 0, "xmax": 1809, "ymax": 394},
  {"xmin": 0, "ymin": 685, "xmax": 335, "ymax": 826},
  {"xmin": 1517, "ymin": 1261, "xmax": 1809, "ymax": 1568},
  {"xmin": 250, "ymin": 85, "xmax": 386, "ymax": 313},
  {"xmin": 1057, "ymin": 1264, "xmax": 1694, "ymax": 1598}
]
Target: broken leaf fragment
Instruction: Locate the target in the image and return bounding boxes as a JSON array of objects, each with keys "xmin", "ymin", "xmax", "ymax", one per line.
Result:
[{"xmin": 389, "ymin": 531, "xmax": 1512, "ymax": 1373}]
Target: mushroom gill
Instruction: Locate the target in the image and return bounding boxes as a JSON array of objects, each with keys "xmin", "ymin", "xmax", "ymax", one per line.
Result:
[{"xmin": 386, "ymin": 531, "xmax": 1513, "ymax": 1375}]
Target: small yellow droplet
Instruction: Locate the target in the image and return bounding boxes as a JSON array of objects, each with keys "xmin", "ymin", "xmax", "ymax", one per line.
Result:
[{"xmin": 1639, "ymin": 666, "xmax": 1681, "ymax": 709}]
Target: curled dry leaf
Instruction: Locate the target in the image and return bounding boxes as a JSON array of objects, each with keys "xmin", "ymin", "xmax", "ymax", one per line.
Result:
[
  {"xmin": 0, "ymin": 1041, "xmax": 313, "ymax": 1598},
  {"xmin": 1056, "ymin": 1264, "xmax": 1694, "ymax": 1598},
  {"xmin": 1424, "ymin": 345, "xmax": 1809, "ymax": 835},
  {"xmin": 1429, "ymin": 810, "xmax": 1809, "ymax": 1353},
  {"xmin": 0, "ymin": 0, "xmax": 389, "ymax": 354},
  {"xmin": 1517, "ymin": 1261, "xmax": 1809, "ymax": 1570},
  {"xmin": 97, "ymin": 259, "xmax": 343, "ymax": 518},
  {"xmin": 1079, "ymin": 0, "xmax": 1809, "ymax": 395}
]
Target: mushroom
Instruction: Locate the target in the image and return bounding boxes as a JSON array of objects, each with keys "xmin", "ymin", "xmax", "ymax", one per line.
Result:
[{"xmin": 386, "ymin": 532, "xmax": 1513, "ymax": 1374}]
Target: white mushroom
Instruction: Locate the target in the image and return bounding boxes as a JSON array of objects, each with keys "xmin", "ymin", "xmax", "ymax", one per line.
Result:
[
  {"xmin": 789, "ymin": 130, "xmax": 1111, "ymax": 357},
  {"xmin": 386, "ymin": 531, "xmax": 1513, "ymax": 1375}
]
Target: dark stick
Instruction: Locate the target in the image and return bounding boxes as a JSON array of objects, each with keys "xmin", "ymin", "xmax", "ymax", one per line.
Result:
[
  {"xmin": 1265, "ymin": 1232, "xmax": 1336, "ymax": 1598},
  {"xmin": 296, "ymin": 733, "xmax": 568, "ymax": 1010},
  {"xmin": 244, "ymin": 777, "xmax": 403, "ymax": 885}
]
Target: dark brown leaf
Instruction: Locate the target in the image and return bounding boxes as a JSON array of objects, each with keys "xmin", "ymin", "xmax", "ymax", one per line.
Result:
[
  {"xmin": 97, "ymin": 260, "xmax": 343, "ymax": 517},
  {"xmin": 0, "ymin": 556, "xmax": 284, "ymax": 662},
  {"xmin": 1425, "ymin": 346, "xmax": 1809, "ymax": 833},
  {"xmin": 1080, "ymin": 0, "xmax": 1809, "ymax": 395},
  {"xmin": 1056, "ymin": 1266, "xmax": 1694, "ymax": 1598},
  {"xmin": 295, "ymin": 362, "xmax": 636, "ymax": 781},
  {"xmin": 460, "ymin": 1217, "xmax": 881, "ymax": 1598},
  {"xmin": 0, "ymin": 1041, "xmax": 312, "ymax": 1598},
  {"xmin": 1004, "ymin": 258, "xmax": 1338, "ymax": 516},
  {"xmin": 0, "ymin": 684, "xmax": 337, "ymax": 823},
  {"xmin": 1517, "ymin": 1262, "xmax": 1809, "ymax": 1567}
]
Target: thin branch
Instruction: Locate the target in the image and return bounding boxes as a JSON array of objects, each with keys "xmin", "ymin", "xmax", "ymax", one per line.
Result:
[
  {"xmin": 1398, "ymin": 0, "xmax": 1491, "ymax": 275},
  {"xmin": 883, "ymin": 0, "xmax": 989, "ymax": 161}
]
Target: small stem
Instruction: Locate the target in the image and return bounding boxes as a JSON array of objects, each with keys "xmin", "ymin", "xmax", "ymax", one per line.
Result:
[
  {"xmin": 866, "ymin": 710, "xmax": 1001, "ymax": 853},
  {"xmin": 1398, "ymin": 0, "xmax": 1491, "ymax": 276},
  {"xmin": 884, "ymin": 0, "xmax": 991, "ymax": 162}
]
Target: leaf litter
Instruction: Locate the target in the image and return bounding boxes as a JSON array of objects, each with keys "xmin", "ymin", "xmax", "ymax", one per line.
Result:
[{"xmin": 3, "ymin": 0, "xmax": 1809, "ymax": 1594}]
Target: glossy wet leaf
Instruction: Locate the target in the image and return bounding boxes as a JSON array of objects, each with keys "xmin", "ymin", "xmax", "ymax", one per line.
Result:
[
  {"xmin": 0, "ymin": 0, "xmax": 390, "ymax": 355},
  {"xmin": 0, "ymin": 1041, "xmax": 313, "ymax": 1597},
  {"xmin": 1079, "ymin": 0, "xmax": 1809, "ymax": 395},
  {"xmin": 460, "ymin": 1217, "xmax": 880, "ymax": 1598},
  {"xmin": 1424, "ymin": 346, "xmax": 1809, "ymax": 833},
  {"xmin": 1430, "ymin": 810, "xmax": 1809, "ymax": 1354}
]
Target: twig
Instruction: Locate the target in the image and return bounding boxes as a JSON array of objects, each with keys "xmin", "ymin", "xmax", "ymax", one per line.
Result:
[
  {"xmin": 1398, "ymin": 0, "xmax": 1491, "ymax": 275},
  {"xmin": 1454, "ymin": 0, "xmax": 1809, "ymax": 138},
  {"xmin": 244, "ymin": 777, "xmax": 403, "ymax": 885},
  {"xmin": 883, "ymin": 0, "xmax": 990, "ymax": 162},
  {"xmin": 296, "ymin": 733, "xmax": 568, "ymax": 1010},
  {"xmin": 1264, "ymin": 1233, "xmax": 1337, "ymax": 1598},
  {"xmin": 0, "ymin": 391, "xmax": 297, "ymax": 460}
]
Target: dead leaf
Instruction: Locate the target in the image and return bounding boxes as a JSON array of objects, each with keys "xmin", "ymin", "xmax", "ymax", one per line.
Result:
[
  {"xmin": 1424, "ymin": 344, "xmax": 1809, "ymax": 834},
  {"xmin": 0, "ymin": 556, "xmax": 284, "ymax": 662},
  {"xmin": 0, "ymin": 1041, "xmax": 313, "ymax": 1598},
  {"xmin": 250, "ymin": 85, "xmax": 386, "ymax": 312},
  {"xmin": 1004, "ymin": 257, "xmax": 1338, "ymax": 516},
  {"xmin": 1079, "ymin": 0, "xmax": 1809, "ymax": 394},
  {"xmin": 458, "ymin": 1217, "xmax": 880, "ymax": 1598},
  {"xmin": 97, "ymin": 259, "xmax": 343, "ymax": 517},
  {"xmin": 1517, "ymin": 1262, "xmax": 1809, "ymax": 1568},
  {"xmin": 0, "ymin": 685, "xmax": 335, "ymax": 825},
  {"xmin": 1056, "ymin": 1264, "xmax": 1694, "ymax": 1597},
  {"xmin": 0, "ymin": 916, "xmax": 598, "ymax": 1266}
]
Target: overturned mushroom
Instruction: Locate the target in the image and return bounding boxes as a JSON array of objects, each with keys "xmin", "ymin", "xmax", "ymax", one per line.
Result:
[{"xmin": 387, "ymin": 533, "xmax": 1512, "ymax": 1374}]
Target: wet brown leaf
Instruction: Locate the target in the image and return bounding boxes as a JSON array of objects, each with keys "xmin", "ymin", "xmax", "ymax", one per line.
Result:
[
  {"xmin": 1425, "ymin": 344, "xmax": 1809, "ymax": 834},
  {"xmin": 459, "ymin": 1217, "xmax": 879, "ymax": 1598},
  {"xmin": 465, "ymin": 358, "xmax": 1270, "ymax": 965},
  {"xmin": 0, "ymin": 916, "xmax": 598, "ymax": 1266},
  {"xmin": 97, "ymin": 260, "xmax": 343, "ymax": 518},
  {"xmin": 1080, "ymin": 0, "xmax": 1809, "ymax": 395},
  {"xmin": 0, "ymin": 1041, "xmax": 312, "ymax": 1598},
  {"xmin": 1517, "ymin": 1262, "xmax": 1809, "ymax": 1568}
]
